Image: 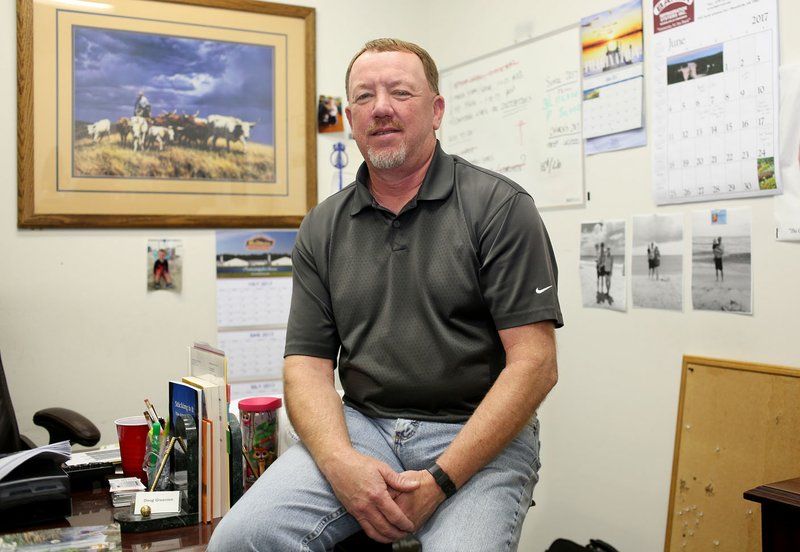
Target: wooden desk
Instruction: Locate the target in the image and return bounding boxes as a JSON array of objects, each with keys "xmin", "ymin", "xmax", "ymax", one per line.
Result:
[
  {"xmin": 0, "ymin": 481, "xmax": 218, "ymax": 551},
  {"xmin": 744, "ymin": 477, "xmax": 800, "ymax": 552}
]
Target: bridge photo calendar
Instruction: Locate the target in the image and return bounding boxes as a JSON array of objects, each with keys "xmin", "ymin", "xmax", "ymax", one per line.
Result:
[{"xmin": 650, "ymin": 0, "xmax": 781, "ymax": 205}]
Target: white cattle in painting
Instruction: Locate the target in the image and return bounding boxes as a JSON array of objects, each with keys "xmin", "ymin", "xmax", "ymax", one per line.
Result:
[
  {"xmin": 146, "ymin": 125, "xmax": 175, "ymax": 151},
  {"xmin": 86, "ymin": 118, "xmax": 111, "ymax": 144},
  {"xmin": 130, "ymin": 116, "xmax": 149, "ymax": 152},
  {"xmin": 207, "ymin": 114, "xmax": 256, "ymax": 152}
]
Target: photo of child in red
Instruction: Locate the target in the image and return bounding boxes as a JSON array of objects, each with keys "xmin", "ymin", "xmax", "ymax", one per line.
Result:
[{"xmin": 153, "ymin": 249, "xmax": 173, "ymax": 289}]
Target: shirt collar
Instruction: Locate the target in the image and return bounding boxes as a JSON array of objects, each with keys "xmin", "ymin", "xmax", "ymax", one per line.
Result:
[{"xmin": 349, "ymin": 141, "xmax": 454, "ymax": 216}]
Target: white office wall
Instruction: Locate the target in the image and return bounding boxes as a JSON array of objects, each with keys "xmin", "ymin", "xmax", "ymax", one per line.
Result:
[{"xmin": 2, "ymin": 1, "xmax": 799, "ymax": 551}]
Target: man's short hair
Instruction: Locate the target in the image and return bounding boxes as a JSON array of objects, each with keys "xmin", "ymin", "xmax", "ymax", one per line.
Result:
[{"xmin": 345, "ymin": 38, "xmax": 439, "ymax": 100}]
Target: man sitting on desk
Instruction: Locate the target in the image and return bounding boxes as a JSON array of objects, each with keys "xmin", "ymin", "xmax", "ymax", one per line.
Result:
[{"xmin": 209, "ymin": 38, "xmax": 563, "ymax": 552}]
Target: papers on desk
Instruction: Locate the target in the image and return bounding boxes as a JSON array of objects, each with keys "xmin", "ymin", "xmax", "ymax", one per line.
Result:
[
  {"xmin": 65, "ymin": 445, "xmax": 121, "ymax": 467},
  {"xmin": 0, "ymin": 440, "xmax": 70, "ymax": 482}
]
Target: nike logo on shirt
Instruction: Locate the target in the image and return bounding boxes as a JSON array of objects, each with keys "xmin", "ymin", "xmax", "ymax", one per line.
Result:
[{"xmin": 535, "ymin": 285, "xmax": 553, "ymax": 294}]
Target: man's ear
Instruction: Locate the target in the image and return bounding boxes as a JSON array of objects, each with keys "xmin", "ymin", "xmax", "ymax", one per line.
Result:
[
  {"xmin": 345, "ymin": 104, "xmax": 353, "ymax": 129},
  {"xmin": 432, "ymin": 95, "xmax": 445, "ymax": 131}
]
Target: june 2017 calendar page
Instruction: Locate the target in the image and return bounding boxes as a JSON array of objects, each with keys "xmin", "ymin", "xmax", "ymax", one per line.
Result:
[{"xmin": 650, "ymin": 0, "xmax": 781, "ymax": 205}]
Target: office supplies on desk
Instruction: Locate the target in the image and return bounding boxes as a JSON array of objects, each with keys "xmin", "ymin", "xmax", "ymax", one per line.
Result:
[
  {"xmin": 66, "ymin": 445, "xmax": 121, "ymax": 466},
  {"xmin": 63, "ymin": 445, "xmax": 120, "ymax": 485},
  {"xmin": 148, "ymin": 436, "xmax": 177, "ymax": 492},
  {"xmin": 185, "ymin": 341, "xmax": 231, "ymax": 518},
  {"xmin": 145, "ymin": 398, "xmax": 165, "ymax": 428},
  {"xmin": 112, "ymin": 412, "xmax": 241, "ymax": 533},
  {"xmin": 239, "ymin": 396, "xmax": 281, "ymax": 489},
  {"xmin": 114, "ymin": 413, "xmax": 200, "ymax": 532},
  {"xmin": 109, "ymin": 476, "xmax": 147, "ymax": 507},
  {"xmin": 182, "ymin": 376, "xmax": 228, "ymax": 518},
  {"xmin": 147, "ymin": 419, "xmax": 162, "ymax": 487},
  {"xmin": 114, "ymin": 416, "xmax": 149, "ymax": 484}
]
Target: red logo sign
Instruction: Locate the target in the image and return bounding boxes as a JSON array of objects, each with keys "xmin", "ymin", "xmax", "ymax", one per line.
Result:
[{"xmin": 653, "ymin": 0, "xmax": 694, "ymax": 33}]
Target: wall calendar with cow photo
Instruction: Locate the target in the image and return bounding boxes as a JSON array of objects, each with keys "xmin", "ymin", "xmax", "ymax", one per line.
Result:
[{"xmin": 650, "ymin": 0, "xmax": 781, "ymax": 205}]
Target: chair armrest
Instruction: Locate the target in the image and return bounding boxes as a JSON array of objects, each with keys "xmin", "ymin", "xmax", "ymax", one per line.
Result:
[{"xmin": 33, "ymin": 407, "xmax": 101, "ymax": 447}]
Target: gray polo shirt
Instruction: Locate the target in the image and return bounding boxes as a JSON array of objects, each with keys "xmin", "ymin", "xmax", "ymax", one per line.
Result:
[{"xmin": 285, "ymin": 142, "xmax": 563, "ymax": 422}]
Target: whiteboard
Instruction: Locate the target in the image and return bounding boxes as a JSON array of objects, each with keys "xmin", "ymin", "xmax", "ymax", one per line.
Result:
[{"xmin": 439, "ymin": 25, "xmax": 584, "ymax": 209}]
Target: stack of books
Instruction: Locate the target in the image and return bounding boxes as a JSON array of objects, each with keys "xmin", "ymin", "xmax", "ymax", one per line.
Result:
[
  {"xmin": 108, "ymin": 477, "xmax": 146, "ymax": 507},
  {"xmin": 168, "ymin": 342, "xmax": 230, "ymax": 523}
]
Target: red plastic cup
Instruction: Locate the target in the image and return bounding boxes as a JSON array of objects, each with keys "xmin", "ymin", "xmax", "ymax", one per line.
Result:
[
  {"xmin": 239, "ymin": 396, "xmax": 282, "ymax": 489},
  {"xmin": 115, "ymin": 415, "xmax": 150, "ymax": 485}
]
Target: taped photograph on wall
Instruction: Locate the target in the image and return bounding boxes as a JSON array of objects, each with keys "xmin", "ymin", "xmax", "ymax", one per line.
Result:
[
  {"xmin": 691, "ymin": 207, "xmax": 752, "ymax": 314},
  {"xmin": 18, "ymin": 0, "xmax": 316, "ymax": 228},
  {"xmin": 579, "ymin": 220, "xmax": 627, "ymax": 311},
  {"xmin": 632, "ymin": 213, "xmax": 683, "ymax": 311},
  {"xmin": 147, "ymin": 238, "xmax": 183, "ymax": 293}
]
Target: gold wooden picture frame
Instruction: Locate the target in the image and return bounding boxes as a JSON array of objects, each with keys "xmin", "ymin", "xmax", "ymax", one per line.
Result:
[{"xmin": 18, "ymin": 0, "xmax": 316, "ymax": 228}]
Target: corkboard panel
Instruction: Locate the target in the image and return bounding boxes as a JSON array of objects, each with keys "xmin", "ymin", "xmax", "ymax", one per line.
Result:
[{"xmin": 665, "ymin": 356, "xmax": 800, "ymax": 552}]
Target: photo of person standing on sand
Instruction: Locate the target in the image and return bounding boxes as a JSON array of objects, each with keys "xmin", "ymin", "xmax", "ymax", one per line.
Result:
[
  {"xmin": 692, "ymin": 208, "xmax": 752, "ymax": 314},
  {"xmin": 580, "ymin": 220, "xmax": 626, "ymax": 311},
  {"xmin": 632, "ymin": 213, "xmax": 683, "ymax": 311},
  {"xmin": 712, "ymin": 237, "xmax": 724, "ymax": 281}
]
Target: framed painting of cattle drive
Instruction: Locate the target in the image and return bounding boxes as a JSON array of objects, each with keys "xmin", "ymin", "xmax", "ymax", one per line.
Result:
[{"xmin": 17, "ymin": 0, "xmax": 316, "ymax": 228}]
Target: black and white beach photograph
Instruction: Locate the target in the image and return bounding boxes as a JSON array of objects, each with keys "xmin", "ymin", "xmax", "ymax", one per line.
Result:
[
  {"xmin": 632, "ymin": 213, "xmax": 683, "ymax": 310},
  {"xmin": 580, "ymin": 220, "xmax": 627, "ymax": 311},
  {"xmin": 691, "ymin": 207, "xmax": 752, "ymax": 314}
]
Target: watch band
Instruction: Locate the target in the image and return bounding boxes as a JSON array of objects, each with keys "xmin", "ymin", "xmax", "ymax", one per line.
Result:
[{"xmin": 426, "ymin": 462, "xmax": 457, "ymax": 498}]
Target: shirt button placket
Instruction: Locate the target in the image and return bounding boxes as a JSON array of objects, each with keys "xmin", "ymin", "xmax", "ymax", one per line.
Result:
[{"xmin": 391, "ymin": 218, "xmax": 406, "ymax": 252}]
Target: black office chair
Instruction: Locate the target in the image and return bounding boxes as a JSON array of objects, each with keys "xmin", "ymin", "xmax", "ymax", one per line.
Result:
[{"xmin": 0, "ymin": 351, "xmax": 101, "ymax": 454}]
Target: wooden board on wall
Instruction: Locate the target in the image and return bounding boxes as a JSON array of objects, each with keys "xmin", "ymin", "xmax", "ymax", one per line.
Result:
[{"xmin": 665, "ymin": 356, "xmax": 800, "ymax": 552}]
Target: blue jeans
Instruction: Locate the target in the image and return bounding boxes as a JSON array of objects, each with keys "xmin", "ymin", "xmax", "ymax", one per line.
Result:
[{"xmin": 208, "ymin": 406, "xmax": 541, "ymax": 552}]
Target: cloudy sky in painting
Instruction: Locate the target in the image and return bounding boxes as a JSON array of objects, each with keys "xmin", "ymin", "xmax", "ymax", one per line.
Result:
[{"xmin": 73, "ymin": 26, "xmax": 275, "ymax": 144}]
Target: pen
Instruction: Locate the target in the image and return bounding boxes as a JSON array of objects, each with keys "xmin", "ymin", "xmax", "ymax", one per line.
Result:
[{"xmin": 145, "ymin": 398, "xmax": 166, "ymax": 427}]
